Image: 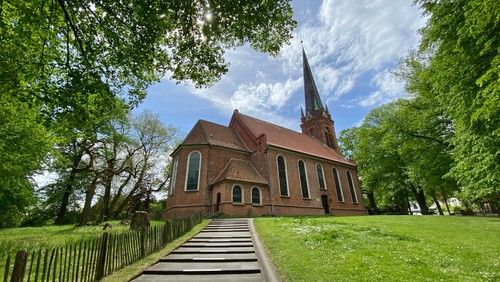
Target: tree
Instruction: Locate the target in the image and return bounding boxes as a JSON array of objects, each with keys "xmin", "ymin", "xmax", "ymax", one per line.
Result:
[
  {"xmin": 0, "ymin": 96, "xmax": 52, "ymax": 227},
  {"xmin": 406, "ymin": 0, "xmax": 499, "ymax": 206},
  {"xmin": 1, "ymin": 0, "xmax": 296, "ymax": 226},
  {"xmin": 340, "ymin": 97, "xmax": 459, "ymax": 215}
]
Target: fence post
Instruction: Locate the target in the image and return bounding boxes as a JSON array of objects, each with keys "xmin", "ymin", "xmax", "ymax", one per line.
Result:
[
  {"xmin": 10, "ymin": 250, "xmax": 28, "ymax": 282},
  {"xmin": 140, "ymin": 228, "xmax": 146, "ymax": 258},
  {"xmin": 95, "ymin": 232, "xmax": 109, "ymax": 281}
]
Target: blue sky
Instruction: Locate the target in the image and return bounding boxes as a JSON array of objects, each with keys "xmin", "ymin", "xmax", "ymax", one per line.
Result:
[{"xmin": 136, "ymin": 0, "xmax": 426, "ymax": 138}]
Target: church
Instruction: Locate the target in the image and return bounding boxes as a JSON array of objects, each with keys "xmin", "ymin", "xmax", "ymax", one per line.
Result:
[{"xmin": 164, "ymin": 50, "xmax": 366, "ymax": 218}]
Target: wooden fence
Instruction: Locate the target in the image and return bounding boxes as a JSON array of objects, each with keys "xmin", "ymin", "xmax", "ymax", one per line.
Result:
[{"xmin": 2, "ymin": 214, "xmax": 202, "ymax": 282}]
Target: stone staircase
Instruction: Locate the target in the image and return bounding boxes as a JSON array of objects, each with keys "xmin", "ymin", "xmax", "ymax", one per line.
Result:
[{"xmin": 133, "ymin": 219, "xmax": 264, "ymax": 281}]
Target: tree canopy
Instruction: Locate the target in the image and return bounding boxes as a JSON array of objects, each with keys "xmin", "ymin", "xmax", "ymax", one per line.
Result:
[
  {"xmin": 0, "ymin": 0, "xmax": 296, "ymax": 226},
  {"xmin": 407, "ymin": 0, "xmax": 499, "ymax": 204},
  {"xmin": 340, "ymin": 0, "xmax": 498, "ymax": 213}
]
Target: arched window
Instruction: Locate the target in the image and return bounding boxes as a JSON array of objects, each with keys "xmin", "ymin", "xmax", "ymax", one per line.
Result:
[
  {"xmin": 276, "ymin": 155, "xmax": 289, "ymax": 196},
  {"xmin": 346, "ymin": 171, "xmax": 358, "ymax": 203},
  {"xmin": 332, "ymin": 168, "xmax": 344, "ymax": 202},
  {"xmin": 232, "ymin": 185, "xmax": 243, "ymax": 203},
  {"xmin": 169, "ymin": 157, "xmax": 179, "ymax": 195},
  {"xmin": 316, "ymin": 164, "xmax": 326, "ymax": 190},
  {"xmin": 185, "ymin": 151, "xmax": 201, "ymax": 191},
  {"xmin": 298, "ymin": 160, "xmax": 310, "ymax": 198},
  {"xmin": 251, "ymin": 187, "xmax": 261, "ymax": 205}
]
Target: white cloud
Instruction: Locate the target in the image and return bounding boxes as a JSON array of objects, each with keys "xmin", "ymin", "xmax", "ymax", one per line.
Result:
[
  {"xmin": 181, "ymin": 0, "xmax": 425, "ymax": 129},
  {"xmin": 280, "ymin": 0, "xmax": 426, "ymax": 102},
  {"xmin": 359, "ymin": 69, "xmax": 406, "ymax": 107},
  {"xmin": 190, "ymin": 76, "xmax": 302, "ymax": 128}
]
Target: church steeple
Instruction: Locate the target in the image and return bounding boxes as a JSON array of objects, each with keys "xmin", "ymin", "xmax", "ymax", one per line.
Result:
[
  {"xmin": 303, "ymin": 48, "xmax": 324, "ymax": 113},
  {"xmin": 300, "ymin": 48, "xmax": 339, "ymax": 151}
]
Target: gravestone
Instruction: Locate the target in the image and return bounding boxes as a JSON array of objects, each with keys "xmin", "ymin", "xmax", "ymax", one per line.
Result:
[{"xmin": 130, "ymin": 211, "xmax": 150, "ymax": 230}]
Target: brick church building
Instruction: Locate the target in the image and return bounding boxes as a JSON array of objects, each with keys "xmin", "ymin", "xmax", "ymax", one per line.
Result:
[{"xmin": 164, "ymin": 50, "xmax": 366, "ymax": 218}]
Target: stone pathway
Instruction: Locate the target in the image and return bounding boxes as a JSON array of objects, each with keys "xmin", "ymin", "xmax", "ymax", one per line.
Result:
[{"xmin": 133, "ymin": 219, "xmax": 269, "ymax": 281}]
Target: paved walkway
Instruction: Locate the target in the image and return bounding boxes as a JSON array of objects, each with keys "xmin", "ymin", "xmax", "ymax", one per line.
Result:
[{"xmin": 133, "ymin": 218, "xmax": 276, "ymax": 281}]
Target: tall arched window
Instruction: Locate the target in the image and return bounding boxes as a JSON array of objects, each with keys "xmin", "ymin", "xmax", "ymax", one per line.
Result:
[
  {"xmin": 169, "ymin": 157, "xmax": 179, "ymax": 195},
  {"xmin": 232, "ymin": 185, "xmax": 242, "ymax": 203},
  {"xmin": 332, "ymin": 168, "xmax": 344, "ymax": 202},
  {"xmin": 298, "ymin": 160, "xmax": 310, "ymax": 198},
  {"xmin": 251, "ymin": 187, "xmax": 261, "ymax": 205},
  {"xmin": 185, "ymin": 151, "xmax": 201, "ymax": 191},
  {"xmin": 316, "ymin": 164, "xmax": 326, "ymax": 190},
  {"xmin": 276, "ymin": 155, "xmax": 289, "ymax": 196},
  {"xmin": 346, "ymin": 171, "xmax": 358, "ymax": 203}
]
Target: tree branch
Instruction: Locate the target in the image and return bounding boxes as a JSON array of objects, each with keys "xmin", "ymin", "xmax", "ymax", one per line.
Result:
[{"xmin": 57, "ymin": 0, "xmax": 86, "ymax": 56}]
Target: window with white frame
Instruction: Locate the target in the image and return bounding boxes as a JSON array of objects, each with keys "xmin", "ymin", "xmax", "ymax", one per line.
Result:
[
  {"xmin": 298, "ymin": 160, "xmax": 310, "ymax": 198},
  {"xmin": 185, "ymin": 151, "xmax": 201, "ymax": 191},
  {"xmin": 276, "ymin": 155, "xmax": 289, "ymax": 196},
  {"xmin": 232, "ymin": 185, "xmax": 243, "ymax": 203},
  {"xmin": 346, "ymin": 171, "xmax": 358, "ymax": 203},
  {"xmin": 169, "ymin": 157, "xmax": 179, "ymax": 195},
  {"xmin": 332, "ymin": 167, "xmax": 344, "ymax": 202},
  {"xmin": 251, "ymin": 187, "xmax": 261, "ymax": 205},
  {"xmin": 316, "ymin": 164, "xmax": 326, "ymax": 190}
]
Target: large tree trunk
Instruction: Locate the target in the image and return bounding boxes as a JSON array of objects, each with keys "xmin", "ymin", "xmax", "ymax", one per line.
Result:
[
  {"xmin": 99, "ymin": 160, "xmax": 115, "ymax": 223},
  {"xmin": 78, "ymin": 175, "xmax": 99, "ymax": 226},
  {"xmin": 54, "ymin": 152, "xmax": 81, "ymax": 225},
  {"xmin": 443, "ymin": 193, "xmax": 451, "ymax": 214},
  {"xmin": 113, "ymin": 160, "xmax": 148, "ymax": 217},
  {"xmin": 54, "ymin": 176, "xmax": 75, "ymax": 225},
  {"xmin": 366, "ymin": 189, "xmax": 379, "ymax": 215},
  {"xmin": 432, "ymin": 195, "xmax": 444, "ymax": 215},
  {"xmin": 411, "ymin": 186, "xmax": 429, "ymax": 215}
]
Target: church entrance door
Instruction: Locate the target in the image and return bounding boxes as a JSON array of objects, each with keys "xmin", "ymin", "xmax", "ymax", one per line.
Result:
[
  {"xmin": 216, "ymin": 193, "xmax": 221, "ymax": 212},
  {"xmin": 321, "ymin": 195, "xmax": 330, "ymax": 214}
]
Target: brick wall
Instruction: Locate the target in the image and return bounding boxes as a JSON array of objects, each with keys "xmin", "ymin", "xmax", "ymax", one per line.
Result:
[{"xmin": 266, "ymin": 147, "xmax": 366, "ymax": 216}]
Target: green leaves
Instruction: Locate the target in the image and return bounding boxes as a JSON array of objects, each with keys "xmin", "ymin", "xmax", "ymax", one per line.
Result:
[
  {"xmin": 0, "ymin": 95, "xmax": 52, "ymax": 227},
  {"xmin": 408, "ymin": 0, "xmax": 499, "ymax": 205}
]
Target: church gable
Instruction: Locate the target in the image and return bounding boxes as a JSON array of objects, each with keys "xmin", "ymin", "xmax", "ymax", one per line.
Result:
[
  {"xmin": 180, "ymin": 121, "xmax": 209, "ymax": 146},
  {"xmin": 198, "ymin": 120, "xmax": 249, "ymax": 152},
  {"xmin": 178, "ymin": 120, "xmax": 249, "ymax": 152},
  {"xmin": 212, "ymin": 158, "xmax": 267, "ymax": 185}
]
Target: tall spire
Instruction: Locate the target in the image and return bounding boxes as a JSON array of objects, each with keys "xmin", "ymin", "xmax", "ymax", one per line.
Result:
[{"xmin": 303, "ymin": 48, "xmax": 323, "ymax": 113}]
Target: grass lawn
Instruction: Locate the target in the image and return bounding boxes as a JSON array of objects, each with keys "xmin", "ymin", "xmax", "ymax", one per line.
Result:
[
  {"xmin": 0, "ymin": 220, "xmax": 164, "ymax": 263},
  {"xmin": 254, "ymin": 216, "xmax": 499, "ymax": 281}
]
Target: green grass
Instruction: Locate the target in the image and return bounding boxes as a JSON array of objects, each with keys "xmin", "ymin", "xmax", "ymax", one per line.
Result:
[
  {"xmin": 254, "ymin": 216, "xmax": 500, "ymax": 281},
  {"xmin": 0, "ymin": 221, "xmax": 164, "ymax": 255}
]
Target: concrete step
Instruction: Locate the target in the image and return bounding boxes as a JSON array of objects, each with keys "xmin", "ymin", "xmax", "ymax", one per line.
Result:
[
  {"xmin": 205, "ymin": 224, "xmax": 248, "ymax": 229},
  {"xmin": 189, "ymin": 238, "xmax": 252, "ymax": 243},
  {"xmin": 133, "ymin": 273, "xmax": 263, "ymax": 281},
  {"xmin": 143, "ymin": 261, "xmax": 261, "ymax": 274},
  {"xmin": 182, "ymin": 242, "xmax": 254, "ymax": 247},
  {"xmin": 201, "ymin": 229, "xmax": 250, "ymax": 232},
  {"xmin": 160, "ymin": 253, "xmax": 258, "ymax": 262},
  {"xmin": 173, "ymin": 247, "xmax": 255, "ymax": 254},
  {"xmin": 195, "ymin": 232, "xmax": 251, "ymax": 238}
]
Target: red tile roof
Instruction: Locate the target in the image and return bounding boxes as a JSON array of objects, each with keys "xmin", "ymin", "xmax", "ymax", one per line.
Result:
[
  {"xmin": 212, "ymin": 158, "xmax": 268, "ymax": 185},
  {"xmin": 182, "ymin": 120, "xmax": 249, "ymax": 152},
  {"xmin": 235, "ymin": 112, "xmax": 353, "ymax": 165}
]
